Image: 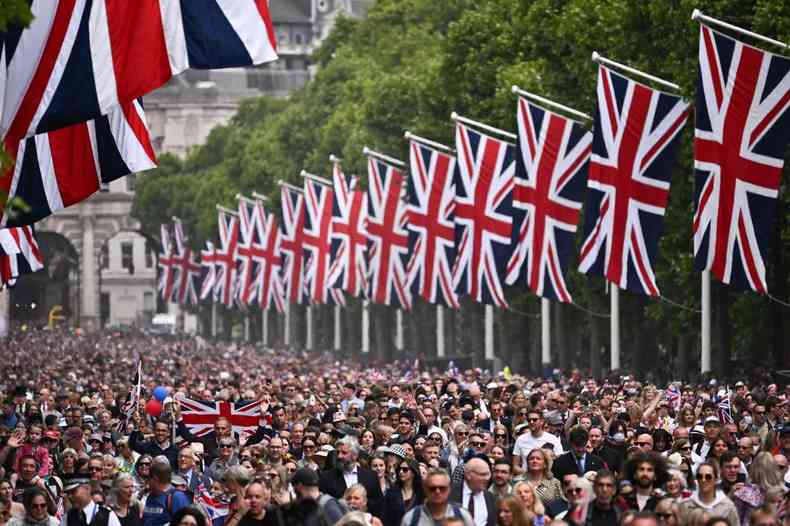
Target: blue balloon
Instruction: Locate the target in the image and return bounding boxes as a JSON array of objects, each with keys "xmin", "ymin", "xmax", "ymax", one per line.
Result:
[{"xmin": 153, "ymin": 386, "xmax": 168, "ymax": 402}]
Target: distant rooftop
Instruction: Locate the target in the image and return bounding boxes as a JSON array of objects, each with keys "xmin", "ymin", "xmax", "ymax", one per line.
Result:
[{"xmin": 269, "ymin": 0, "xmax": 312, "ymax": 23}]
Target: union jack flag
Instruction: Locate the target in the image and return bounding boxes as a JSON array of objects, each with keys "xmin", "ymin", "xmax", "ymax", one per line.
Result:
[
  {"xmin": 303, "ymin": 178, "xmax": 337, "ymax": 304},
  {"xmin": 279, "ymin": 186, "xmax": 309, "ymax": 305},
  {"xmin": 693, "ymin": 25, "xmax": 790, "ymax": 293},
  {"xmin": 172, "ymin": 219, "xmax": 201, "ymax": 305},
  {"xmin": 199, "ymin": 241, "xmax": 218, "ymax": 301},
  {"xmin": 196, "ymin": 491, "xmax": 230, "ymax": 526},
  {"xmin": 0, "ymin": 226, "xmax": 43, "ymax": 286},
  {"xmin": 506, "ymin": 98, "xmax": 592, "ymax": 303},
  {"xmin": 578, "ymin": 66, "xmax": 690, "ymax": 296},
  {"xmin": 365, "ymin": 156, "xmax": 412, "ymax": 310},
  {"xmin": 717, "ymin": 389, "xmax": 733, "ymax": 424},
  {"xmin": 0, "ymin": 1, "xmax": 277, "ymax": 220},
  {"xmin": 248, "ymin": 200, "xmax": 285, "ymax": 312},
  {"xmin": 236, "ymin": 201, "xmax": 259, "ymax": 305},
  {"xmin": 328, "ymin": 161, "xmax": 368, "ymax": 297},
  {"xmin": 213, "ymin": 211, "xmax": 240, "ymax": 307},
  {"xmin": 3, "ymin": 100, "xmax": 156, "ymax": 227},
  {"xmin": 158, "ymin": 224, "xmax": 177, "ymax": 302},
  {"xmin": 452, "ymin": 123, "xmax": 516, "ymax": 308},
  {"xmin": 177, "ymin": 398, "xmax": 262, "ymax": 441},
  {"xmin": 405, "ymin": 140, "xmax": 459, "ymax": 308}
]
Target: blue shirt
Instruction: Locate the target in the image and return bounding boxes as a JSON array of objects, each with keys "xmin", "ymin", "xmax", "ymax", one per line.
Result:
[{"xmin": 143, "ymin": 488, "xmax": 190, "ymax": 526}]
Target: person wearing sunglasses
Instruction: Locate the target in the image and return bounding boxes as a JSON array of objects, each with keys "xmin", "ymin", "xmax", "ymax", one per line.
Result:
[
  {"xmin": 8, "ymin": 488, "xmax": 58, "ymax": 526},
  {"xmin": 653, "ymin": 497, "xmax": 679, "ymax": 526},
  {"xmin": 512, "ymin": 411, "xmax": 563, "ymax": 477},
  {"xmin": 204, "ymin": 439, "xmax": 238, "ymax": 483},
  {"xmin": 382, "ymin": 459, "xmax": 423, "ymax": 526},
  {"xmin": 400, "ymin": 468, "xmax": 473, "ymax": 526},
  {"xmin": 678, "ymin": 461, "xmax": 738, "ymax": 525}
]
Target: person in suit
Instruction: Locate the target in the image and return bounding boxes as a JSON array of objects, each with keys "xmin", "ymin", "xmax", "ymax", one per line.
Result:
[
  {"xmin": 318, "ymin": 435, "xmax": 383, "ymax": 518},
  {"xmin": 552, "ymin": 426, "xmax": 605, "ymax": 481},
  {"xmin": 449, "ymin": 456, "xmax": 496, "ymax": 526},
  {"xmin": 175, "ymin": 446, "xmax": 207, "ymax": 500}
]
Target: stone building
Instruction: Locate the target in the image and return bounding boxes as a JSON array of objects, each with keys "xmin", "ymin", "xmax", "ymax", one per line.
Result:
[{"xmin": 10, "ymin": 0, "xmax": 374, "ymax": 330}]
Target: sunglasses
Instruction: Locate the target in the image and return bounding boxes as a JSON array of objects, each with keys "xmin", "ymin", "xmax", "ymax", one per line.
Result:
[
  {"xmin": 569, "ymin": 487, "xmax": 585, "ymax": 494},
  {"xmin": 426, "ymin": 485, "xmax": 449, "ymax": 492},
  {"xmin": 398, "ymin": 466, "xmax": 411, "ymax": 473},
  {"xmin": 303, "ymin": 444, "xmax": 316, "ymax": 450},
  {"xmin": 220, "ymin": 444, "xmax": 234, "ymax": 448},
  {"xmin": 471, "ymin": 441, "xmax": 486, "ymax": 447},
  {"xmin": 636, "ymin": 442, "xmax": 652, "ymax": 447},
  {"xmin": 455, "ymin": 432, "xmax": 468, "ymax": 437},
  {"xmin": 527, "ymin": 417, "xmax": 540, "ymax": 422},
  {"xmin": 138, "ymin": 462, "xmax": 151, "ymax": 467},
  {"xmin": 696, "ymin": 473, "xmax": 714, "ymax": 481}
]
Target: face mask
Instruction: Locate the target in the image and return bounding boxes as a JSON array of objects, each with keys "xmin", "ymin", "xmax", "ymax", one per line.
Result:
[{"xmin": 611, "ymin": 432, "xmax": 625, "ymax": 444}]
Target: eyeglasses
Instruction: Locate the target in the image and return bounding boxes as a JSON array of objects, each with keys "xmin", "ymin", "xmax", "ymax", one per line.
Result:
[
  {"xmin": 696, "ymin": 473, "xmax": 715, "ymax": 481},
  {"xmin": 89, "ymin": 466, "xmax": 102, "ymax": 472},
  {"xmin": 426, "ymin": 485, "xmax": 449, "ymax": 492},
  {"xmin": 220, "ymin": 444, "xmax": 234, "ymax": 449},
  {"xmin": 455, "ymin": 432, "xmax": 468, "ymax": 437},
  {"xmin": 518, "ymin": 412, "xmax": 529, "ymax": 417},
  {"xmin": 471, "ymin": 441, "xmax": 486, "ymax": 447}
]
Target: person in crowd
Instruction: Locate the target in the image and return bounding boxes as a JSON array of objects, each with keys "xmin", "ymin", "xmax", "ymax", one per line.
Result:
[
  {"xmin": 319, "ymin": 436, "xmax": 383, "ymax": 517},
  {"xmin": 62, "ymin": 476, "xmax": 122, "ymax": 526},
  {"xmin": 0, "ymin": 481, "xmax": 24, "ymax": 520},
  {"xmin": 129, "ymin": 418, "xmax": 178, "ymax": 470},
  {"xmin": 140, "ymin": 459, "xmax": 190, "ymax": 526},
  {"xmin": 494, "ymin": 496, "xmax": 531, "ymax": 526},
  {"xmin": 521, "ymin": 449, "xmax": 562, "ymax": 505},
  {"xmin": 383, "ymin": 459, "xmax": 423, "ymax": 526},
  {"xmin": 733, "ymin": 452, "xmax": 785, "ymax": 526},
  {"xmin": 400, "ymin": 468, "xmax": 474, "ymax": 525},
  {"xmin": 107, "ymin": 474, "xmax": 142, "ymax": 526},
  {"xmin": 551, "ymin": 427, "xmax": 605, "ymax": 481},
  {"xmin": 168, "ymin": 507, "xmax": 207, "ymax": 526},
  {"xmin": 449, "ymin": 457, "xmax": 495, "ymax": 526},
  {"xmin": 679, "ymin": 461, "xmax": 739, "ymax": 526},
  {"xmin": 512, "ymin": 412, "xmax": 563, "ymax": 477},
  {"xmin": 6, "ymin": 488, "xmax": 58, "ymax": 526},
  {"xmin": 511, "ymin": 482, "xmax": 545, "ymax": 525},
  {"xmin": 622, "ymin": 451, "xmax": 669, "ymax": 512},
  {"xmin": 344, "ymin": 484, "xmax": 383, "ymax": 526},
  {"xmin": 490, "ymin": 460, "xmax": 512, "ymax": 500}
]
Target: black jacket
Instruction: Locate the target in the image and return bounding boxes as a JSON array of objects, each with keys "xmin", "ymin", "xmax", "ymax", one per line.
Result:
[
  {"xmin": 129, "ymin": 431, "xmax": 179, "ymax": 468},
  {"xmin": 448, "ymin": 483, "xmax": 497, "ymax": 526},
  {"xmin": 176, "ymin": 420, "xmax": 274, "ymax": 466},
  {"xmin": 552, "ymin": 451, "xmax": 606, "ymax": 480},
  {"xmin": 382, "ymin": 486, "xmax": 424, "ymax": 526},
  {"xmin": 318, "ymin": 466, "xmax": 383, "ymax": 517}
]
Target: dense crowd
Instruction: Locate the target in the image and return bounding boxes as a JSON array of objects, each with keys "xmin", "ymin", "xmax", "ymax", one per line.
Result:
[{"xmin": 0, "ymin": 327, "xmax": 788, "ymax": 526}]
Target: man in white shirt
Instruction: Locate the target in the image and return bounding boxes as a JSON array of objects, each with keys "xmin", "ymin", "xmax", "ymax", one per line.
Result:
[
  {"xmin": 512, "ymin": 410, "xmax": 564, "ymax": 475},
  {"xmin": 450, "ymin": 458, "xmax": 495, "ymax": 526},
  {"xmin": 61, "ymin": 477, "xmax": 121, "ymax": 526}
]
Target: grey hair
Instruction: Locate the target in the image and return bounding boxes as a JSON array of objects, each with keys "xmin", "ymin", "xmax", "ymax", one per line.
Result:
[
  {"xmin": 222, "ymin": 465, "xmax": 253, "ymax": 487},
  {"xmin": 335, "ymin": 511, "xmax": 369, "ymax": 526},
  {"xmin": 107, "ymin": 473, "xmax": 137, "ymax": 508},
  {"xmin": 336, "ymin": 436, "xmax": 361, "ymax": 457},
  {"xmin": 667, "ymin": 468, "xmax": 687, "ymax": 489}
]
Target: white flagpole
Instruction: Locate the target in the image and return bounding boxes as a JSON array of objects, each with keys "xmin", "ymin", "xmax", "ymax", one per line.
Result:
[
  {"xmin": 262, "ymin": 309, "xmax": 268, "ymax": 347},
  {"xmin": 511, "ymin": 85, "xmax": 593, "ymax": 121},
  {"xmin": 484, "ymin": 304, "xmax": 494, "ymax": 361},
  {"xmin": 211, "ymin": 302, "xmax": 217, "ymax": 337},
  {"xmin": 362, "ymin": 300, "xmax": 370, "ymax": 354},
  {"xmin": 701, "ymin": 271, "xmax": 712, "ymax": 373},
  {"xmin": 244, "ymin": 316, "xmax": 250, "ymax": 342},
  {"xmin": 541, "ymin": 298, "xmax": 551, "ymax": 366},
  {"xmin": 284, "ymin": 302, "xmax": 291, "ymax": 347},
  {"xmin": 306, "ymin": 305, "xmax": 313, "ymax": 350},
  {"xmin": 592, "ymin": 51, "xmax": 682, "ymax": 91},
  {"xmin": 610, "ymin": 284, "xmax": 621, "ymax": 370},
  {"xmin": 436, "ymin": 305, "xmax": 445, "ymax": 358},
  {"xmin": 395, "ymin": 309, "xmax": 404, "ymax": 352},
  {"xmin": 692, "ymin": 9, "xmax": 789, "ymax": 50},
  {"xmin": 451, "ymin": 112, "xmax": 517, "ymax": 141},
  {"xmin": 334, "ymin": 305, "xmax": 341, "ymax": 352}
]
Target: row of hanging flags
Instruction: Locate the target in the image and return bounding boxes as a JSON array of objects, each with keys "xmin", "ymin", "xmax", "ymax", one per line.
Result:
[
  {"xmin": 160, "ymin": 19, "xmax": 790, "ymax": 313},
  {"xmin": 0, "ymin": 0, "xmax": 280, "ymax": 287}
]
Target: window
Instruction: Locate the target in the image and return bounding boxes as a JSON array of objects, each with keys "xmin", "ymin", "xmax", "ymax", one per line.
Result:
[
  {"xmin": 121, "ymin": 242, "xmax": 134, "ymax": 274},
  {"xmin": 100, "ymin": 245, "xmax": 109, "ymax": 270}
]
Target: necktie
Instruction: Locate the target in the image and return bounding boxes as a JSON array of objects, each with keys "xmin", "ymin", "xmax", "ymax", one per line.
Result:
[
  {"xmin": 577, "ymin": 455, "xmax": 584, "ymax": 474},
  {"xmin": 467, "ymin": 493, "xmax": 476, "ymax": 519}
]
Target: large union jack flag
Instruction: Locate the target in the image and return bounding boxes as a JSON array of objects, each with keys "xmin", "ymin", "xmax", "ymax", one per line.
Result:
[
  {"xmin": 506, "ymin": 98, "xmax": 592, "ymax": 303},
  {"xmin": 214, "ymin": 211, "xmax": 240, "ymax": 307},
  {"xmin": 279, "ymin": 185, "xmax": 309, "ymax": 305},
  {"xmin": 303, "ymin": 178, "xmax": 338, "ymax": 304},
  {"xmin": 199, "ymin": 241, "xmax": 218, "ymax": 301},
  {"xmin": 158, "ymin": 224, "xmax": 177, "ymax": 302},
  {"xmin": 0, "ymin": 226, "xmax": 43, "ymax": 286},
  {"xmin": 3, "ymin": 100, "xmax": 156, "ymax": 227},
  {"xmin": 693, "ymin": 25, "xmax": 790, "ymax": 293},
  {"xmin": 328, "ymin": 161, "xmax": 368, "ymax": 297},
  {"xmin": 177, "ymin": 398, "xmax": 262, "ymax": 441},
  {"xmin": 1, "ymin": 0, "xmax": 277, "ymax": 220},
  {"xmin": 366, "ymin": 155, "xmax": 412, "ymax": 310},
  {"xmin": 452, "ymin": 123, "xmax": 516, "ymax": 308},
  {"xmin": 405, "ymin": 140, "xmax": 459, "ymax": 308},
  {"xmin": 172, "ymin": 219, "xmax": 201, "ymax": 305},
  {"xmin": 578, "ymin": 66, "xmax": 690, "ymax": 296}
]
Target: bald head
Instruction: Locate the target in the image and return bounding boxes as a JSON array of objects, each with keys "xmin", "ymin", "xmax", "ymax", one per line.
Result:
[{"xmin": 464, "ymin": 458, "xmax": 491, "ymax": 492}]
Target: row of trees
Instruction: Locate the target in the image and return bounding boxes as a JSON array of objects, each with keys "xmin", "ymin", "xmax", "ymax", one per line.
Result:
[{"xmin": 132, "ymin": 0, "xmax": 790, "ymax": 380}]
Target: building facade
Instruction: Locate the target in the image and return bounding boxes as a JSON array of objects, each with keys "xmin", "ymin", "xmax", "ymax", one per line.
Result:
[{"xmin": 12, "ymin": 1, "xmax": 374, "ymax": 330}]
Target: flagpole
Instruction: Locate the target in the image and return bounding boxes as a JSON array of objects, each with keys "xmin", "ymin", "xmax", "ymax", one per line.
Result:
[
  {"xmin": 363, "ymin": 147, "xmax": 407, "ymax": 168},
  {"xmin": 485, "ymin": 304, "xmax": 494, "ymax": 361},
  {"xmin": 541, "ymin": 298, "xmax": 551, "ymax": 367},
  {"xmin": 404, "ymin": 131, "xmax": 455, "ymax": 153},
  {"xmin": 451, "ymin": 112, "xmax": 517, "ymax": 141},
  {"xmin": 300, "ymin": 170, "xmax": 333, "ymax": 186},
  {"xmin": 692, "ymin": 9, "xmax": 789, "ymax": 49},
  {"xmin": 211, "ymin": 302, "xmax": 217, "ymax": 338},
  {"xmin": 436, "ymin": 305, "xmax": 445, "ymax": 358},
  {"xmin": 592, "ymin": 52, "xmax": 682, "ymax": 91},
  {"xmin": 216, "ymin": 204, "xmax": 240, "ymax": 217},
  {"xmin": 284, "ymin": 302, "xmax": 291, "ymax": 348},
  {"xmin": 361, "ymin": 300, "xmax": 370, "ymax": 354},
  {"xmin": 611, "ymin": 284, "xmax": 621, "ymax": 370},
  {"xmin": 251, "ymin": 192, "xmax": 270, "ymax": 202},
  {"xmin": 511, "ymin": 85, "xmax": 593, "ymax": 121},
  {"xmin": 262, "ymin": 309, "xmax": 268, "ymax": 347},
  {"xmin": 244, "ymin": 316, "xmax": 250, "ymax": 342},
  {"xmin": 306, "ymin": 305, "xmax": 313, "ymax": 351},
  {"xmin": 395, "ymin": 309, "xmax": 404, "ymax": 352},
  {"xmin": 334, "ymin": 304, "xmax": 341, "ymax": 352},
  {"xmin": 701, "ymin": 270, "xmax": 712, "ymax": 374}
]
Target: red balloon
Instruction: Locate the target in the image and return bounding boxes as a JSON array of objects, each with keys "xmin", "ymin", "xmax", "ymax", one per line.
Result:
[{"xmin": 145, "ymin": 399, "xmax": 163, "ymax": 417}]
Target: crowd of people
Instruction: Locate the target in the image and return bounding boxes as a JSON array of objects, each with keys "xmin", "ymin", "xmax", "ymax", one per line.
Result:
[{"xmin": 0, "ymin": 327, "xmax": 788, "ymax": 526}]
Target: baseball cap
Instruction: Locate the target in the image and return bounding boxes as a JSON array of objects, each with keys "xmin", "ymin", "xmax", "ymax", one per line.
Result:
[
  {"xmin": 63, "ymin": 476, "xmax": 91, "ymax": 492},
  {"xmin": 291, "ymin": 468, "xmax": 319, "ymax": 487},
  {"xmin": 704, "ymin": 416, "xmax": 721, "ymax": 426},
  {"xmin": 43, "ymin": 430, "xmax": 60, "ymax": 441}
]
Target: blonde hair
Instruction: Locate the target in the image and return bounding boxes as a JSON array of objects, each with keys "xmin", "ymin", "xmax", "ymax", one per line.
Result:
[
  {"xmin": 749, "ymin": 452, "xmax": 783, "ymax": 491},
  {"xmin": 526, "ymin": 448, "xmax": 554, "ymax": 479},
  {"xmin": 512, "ymin": 480, "xmax": 545, "ymax": 516}
]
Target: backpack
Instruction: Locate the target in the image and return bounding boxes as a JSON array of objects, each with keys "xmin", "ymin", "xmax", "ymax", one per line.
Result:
[{"xmin": 317, "ymin": 493, "xmax": 352, "ymax": 523}]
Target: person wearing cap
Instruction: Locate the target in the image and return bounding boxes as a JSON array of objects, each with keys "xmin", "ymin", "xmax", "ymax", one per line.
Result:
[
  {"xmin": 319, "ymin": 436, "xmax": 383, "ymax": 518},
  {"xmin": 287, "ymin": 468, "xmax": 347, "ymax": 526},
  {"xmin": 62, "ymin": 476, "xmax": 121, "ymax": 526},
  {"xmin": 692, "ymin": 416, "xmax": 722, "ymax": 459}
]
